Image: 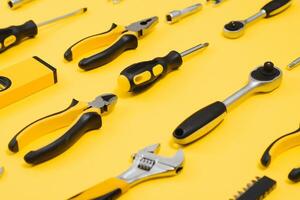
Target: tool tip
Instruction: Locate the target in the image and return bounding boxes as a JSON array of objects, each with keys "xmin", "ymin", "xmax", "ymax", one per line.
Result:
[{"xmin": 82, "ymin": 7, "xmax": 88, "ymax": 12}]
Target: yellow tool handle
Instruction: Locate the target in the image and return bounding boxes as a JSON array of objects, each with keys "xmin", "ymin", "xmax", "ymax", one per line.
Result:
[
  {"xmin": 8, "ymin": 99, "xmax": 89, "ymax": 152},
  {"xmin": 69, "ymin": 178, "xmax": 130, "ymax": 200},
  {"xmin": 64, "ymin": 24, "xmax": 126, "ymax": 61},
  {"xmin": 261, "ymin": 126, "xmax": 300, "ymax": 167}
]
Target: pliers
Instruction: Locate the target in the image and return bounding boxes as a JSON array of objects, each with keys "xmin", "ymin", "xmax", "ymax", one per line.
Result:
[
  {"xmin": 260, "ymin": 124, "xmax": 300, "ymax": 183},
  {"xmin": 64, "ymin": 16, "xmax": 159, "ymax": 71},
  {"xmin": 8, "ymin": 93, "xmax": 118, "ymax": 165}
]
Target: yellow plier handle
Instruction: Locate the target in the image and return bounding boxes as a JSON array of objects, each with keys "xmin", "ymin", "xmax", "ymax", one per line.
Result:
[
  {"xmin": 260, "ymin": 125, "xmax": 300, "ymax": 183},
  {"xmin": 64, "ymin": 24, "xmax": 139, "ymax": 71},
  {"xmin": 261, "ymin": 125, "xmax": 300, "ymax": 167},
  {"xmin": 64, "ymin": 24, "xmax": 126, "ymax": 62},
  {"xmin": 24, "ymin": 108, "xmax": 102, "ymax": 165},
  {"xmin": 8, "ymin": 99, "xmax": 103, "ymax": 165},
  {"xmin": 8, "ymin": 99, "xmax": 89, "ymax": 153},
  {"xmin": 69, "ymin": 177, "xmax": 129, "ymax": 200}
]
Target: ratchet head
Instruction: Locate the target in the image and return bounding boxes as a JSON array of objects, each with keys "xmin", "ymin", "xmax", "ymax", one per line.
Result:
[
  {"xmin": 223, "ymin": 21, "xmax": 246, "ymax": 39},
  {"xmin": 88, "ymin": 93, "xmax": 118, "ymax": 114},
  {"xmin": 126, "ymin": 16, "xmax": 159, "ymax": 37},
  {"xmin": 248, "ymin": 62, "xmax": 282, "ymax": 93},
  {"xmin": 118, "ymin": 144, "xmax": 184, "ymax": 186}
]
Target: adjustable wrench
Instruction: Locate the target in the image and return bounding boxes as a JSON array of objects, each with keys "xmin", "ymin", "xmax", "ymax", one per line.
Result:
[
  {"xmin": 173, "ymin": 62, "xmax": 283, "ymax": 144},
  {"xmin": 69, "ymin": 144, "xmax": 184, "ymax": 200}
]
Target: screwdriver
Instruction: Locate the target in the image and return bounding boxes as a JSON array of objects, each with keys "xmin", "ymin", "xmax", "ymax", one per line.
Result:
[
  {"xmin": 118, "ymin": 42, "xmax": 209, "ymax": 93},
  {"xmin": 0, "ymin": 7, "xmax": 87, "ymax": 53}
]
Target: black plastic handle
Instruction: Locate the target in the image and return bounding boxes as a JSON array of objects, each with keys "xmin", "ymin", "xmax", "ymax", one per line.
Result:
[
  {"xmin": 173, "ymin": 101, "xmax": 227, "ymax": 144},
  {"xmin": 262, "ymin": 0, "xmax": 291, "ymax": 18},
  {"xmin": 289, "ymin": 168, "xmax": 300, "ymax": 183},
  {"xmin": 24, "ymin": 112, "xmax": 102, "ymax": 165},
  {"xmin": 79, "ymin": 34, "xmax": 138, "ymax": 71},
  {"xmin": 0, "ymin": 20, "xmax": 38, "ymax": 53},
  {"xmin": 120, "ymin": 51, "xmax": 183, "ymax": 92}
]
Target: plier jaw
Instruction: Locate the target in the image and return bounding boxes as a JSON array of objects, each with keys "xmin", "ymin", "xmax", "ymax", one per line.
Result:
[
  {"xmin": 88, "ymin": 93, "xmax": 118, "ymax": 115},
  {"xmin": 126, "ymin": 16, "xmax": 159, "ymax": 37}
]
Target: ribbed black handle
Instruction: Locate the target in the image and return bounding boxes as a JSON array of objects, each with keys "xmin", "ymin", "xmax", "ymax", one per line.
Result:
[
  {"xmin": 79, "ymin": 34, "xmax": 138, "ymax": 70},
  {"xmin": 173, "ymin": 101, "xmax": 227, "ymax": 144},
  {"xmin": 262, "ymin": 0, "xmax": 291, "ymax": 18},
  {"xmin": 120, "ymin": 51, "xmax": 183, "ymax": 92},
  {"xmin": 0, "ymin": 20, "xmax": 38, "ymax": 53},
  {"xmin": 24, "ymin": 112, "xmax": 102, "ymax": 165}
]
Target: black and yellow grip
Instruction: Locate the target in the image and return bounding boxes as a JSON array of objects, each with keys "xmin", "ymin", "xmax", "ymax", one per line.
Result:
[
  {"xmin": 8, "ymin": 99, "xmax": 89, "ymax": 153},
  {"xmin": 118, "ymin": 51, "xmax": 183, "ymax": 93},
  {"xmin": 64, "ymin": 24, "xmax": 126, "ymax": 62},
  {"xmin": 69, "ymin": 178, "xmax": 129, "ymax": 200},
  {"xmin": 0, "ymin": 20, "xmax": 38, "ymax": 53},
  {"xmin": 262, "ymin": 0, "xmax": 291, "ymax": 18},
  {"xmin": 24, "ymin": 109, "xmax": 102, "ymax": 165},
  {"xmin": 173, "ymin": 101, "xmax": 227, "ymax": 144},
  {"xmin": 79, "ymin": 33, "xmax": 138, "ymax": 71},
  {"xmin": 261, "ymin": 126, "xmax": 300, "ymax": 167}
]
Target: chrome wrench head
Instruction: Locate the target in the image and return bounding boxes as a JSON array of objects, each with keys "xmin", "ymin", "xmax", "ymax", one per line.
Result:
[
  {"xmin": 223, "ymin": 61, "xmax": 282, "ymax": 109},
  {"xmin": 247, "ymin": 62, "xmax": 282, "ymax": 93},
  {"xmin": 118, "ymin": 144, "xmax": 184, "ymax": 186},
  {"xmin": 223, "ymin": 20, "xmax": 246, "ymax": 39}
]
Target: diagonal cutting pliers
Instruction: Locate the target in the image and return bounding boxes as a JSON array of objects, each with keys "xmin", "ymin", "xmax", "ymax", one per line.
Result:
[
  {"xmin": 64, "ymin": 16, "xmax": 159, "ymax": 71},
  {"xmin": 8, "ymin": 93, "xmax": 117, "ymax": 165}
]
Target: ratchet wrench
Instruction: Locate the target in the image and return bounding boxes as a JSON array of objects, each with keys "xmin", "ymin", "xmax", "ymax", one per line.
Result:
[{"xmin": 173, "ymin": 62, "xmax": 283, "ymax": 144}]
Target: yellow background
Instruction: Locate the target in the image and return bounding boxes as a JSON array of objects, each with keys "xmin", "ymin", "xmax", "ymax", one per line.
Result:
[{"xmin": 0, "ymin": 0, "xmax": 300, "ymax": 199}]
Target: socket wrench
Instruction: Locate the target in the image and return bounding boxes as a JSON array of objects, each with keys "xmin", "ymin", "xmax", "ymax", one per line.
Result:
[{"xmin": 173, "ymin": 62, "xmax": 283, "ymax": 144}]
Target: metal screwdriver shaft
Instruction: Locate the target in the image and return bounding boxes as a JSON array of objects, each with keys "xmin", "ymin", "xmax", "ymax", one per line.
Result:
[
  {"xmin": 287, "ymin": 57, "xmax": 300, "ymax": 70},
  {"xmin": 37, "ymin": 8, "xmax": 87, "ymax": 27},
  {"xmin": 180, "ymin": 42, "xmax": 209, "ymax": 57}
]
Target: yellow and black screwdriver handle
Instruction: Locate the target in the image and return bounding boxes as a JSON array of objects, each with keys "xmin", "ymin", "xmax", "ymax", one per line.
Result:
[
  {"xmin": 69, "ymin": 177, "xmax": 130, "ymax": 200},
  {"xmin": 260, "ymin": 125, "xmax": 300, "ymax": 182},
  {"xmin": 64, "ymin": 23, "xmax": 138, "ymax": 71},
  {"xmin": 118, "ymin": 51, "xmax": 183, "ymax": 93},
  {"xmin": 8, "ymin": 99, "xmax": 102, "ymax": 165},
  {"xmin": 0, "ymin": 20, "xmax": 38, "ymax": 53}
]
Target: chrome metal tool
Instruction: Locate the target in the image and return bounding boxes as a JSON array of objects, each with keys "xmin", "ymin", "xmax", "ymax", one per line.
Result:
[
  {"xmin": 287, "ymin": 57, "xmax": 300, "ymax": 70},
  {"xmin": 173, "ymin": 62, "xmax": 283, "ymax": 144},
  {"xmin": 69, "ymin": 144, "xmax": 184, "ymax": 200},
  {"xmin": 166, "ymin": 3, "xmax": 202, "ymax": 24},
  {"xmin": 223, "ymin": 0, "xmax": 291, "ymax": 39},
  {"xmin": 8, "ymin": 0, "xmax": 34, "ymax": 9},
  {"xmin": 0, "ymin": 166, "xmax": 3, "ymax": 176}
]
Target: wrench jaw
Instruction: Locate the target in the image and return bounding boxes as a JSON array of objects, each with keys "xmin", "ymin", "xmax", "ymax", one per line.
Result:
[{"xmin": 118, "ymin": 144, "xmax": 184, "ymax": 187}]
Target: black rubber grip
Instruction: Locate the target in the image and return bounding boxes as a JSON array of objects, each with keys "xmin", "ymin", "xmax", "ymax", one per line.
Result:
[
  {"xmin": 262, "ymin": 0, "xmax": 291, "ymax": 18},
  {"xmin": 0, "ymin": 20, "xmax": 38, "ymax": 53},
  {"xmin": 94, "ymin": 189, "xmax": 121, "ymax": 200},
  {"xmin": 24, "ymin": 112, "xmax": 102, "ymax": 165},
  {"xmin": 64, "ymin": 23, "xmax": 118, "ymax": 62},
  {"xmin": 79, "ymin": 34, "xmax": 138, "ymax": 70},
  {"xmin": 173, "ymin": 101, "xmax": 227, "ymax": 143},
  {"xmin": 289, "ymin": 168, "xmax": 300, "ymax": 183},
  {"xmin": 8, "ymin": 99, "xmax": 79, "ymax": 153},
  {"xmin": 120, "ymin": 51, "xmax": 183, "ymax": 92}
]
